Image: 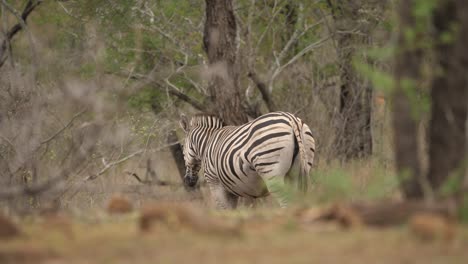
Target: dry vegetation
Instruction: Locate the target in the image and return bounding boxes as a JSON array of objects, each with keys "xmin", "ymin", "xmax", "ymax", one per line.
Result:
[
  {"xmin": 0, "ymin": 205, "xmax": 467, "ymax": 264},
  {"xmin": 0, "ymin": 0, "xmax": 467, "ymax": 263}
]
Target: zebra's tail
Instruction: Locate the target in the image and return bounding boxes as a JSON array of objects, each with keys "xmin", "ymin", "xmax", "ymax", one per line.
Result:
[{"xmin": 291, "ymin": 118, "xmax": 309, "ymax": 193}]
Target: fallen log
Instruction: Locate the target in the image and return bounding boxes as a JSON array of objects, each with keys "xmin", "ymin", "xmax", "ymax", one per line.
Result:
[
  {"xmin": 349, "ymin": 199, "xmax": 457, "ymax": 226},
  {"xmin": 298, "ymin": 199, "xmax": 457, "ymax": 228}
]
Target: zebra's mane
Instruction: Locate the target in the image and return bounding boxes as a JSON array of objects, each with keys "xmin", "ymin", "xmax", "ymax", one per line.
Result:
[{"xmin": 190, "ymin": 114, "xmax": 225, "ymax": 128}]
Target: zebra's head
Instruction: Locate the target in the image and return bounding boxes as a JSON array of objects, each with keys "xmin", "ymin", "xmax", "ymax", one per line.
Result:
[
  {"xmin": 179, "ymin": 114, "xmax": 224, "ymax": 187},
  {"xmin": 179, "ymin": 114, "xmax": 202, "ymax": 187}
]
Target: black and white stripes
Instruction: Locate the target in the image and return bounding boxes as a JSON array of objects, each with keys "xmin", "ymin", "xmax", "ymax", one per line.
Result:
[{"xmin": 180, "ymin": 111, "xmax": 316, "ymax": 208}]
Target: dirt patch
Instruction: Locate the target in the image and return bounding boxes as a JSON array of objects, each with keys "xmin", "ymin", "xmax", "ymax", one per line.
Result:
[
  {"xmin": 0, "ymin": 245, "xmax": 58, "ymax": 264},
  {"xmin": 139, "ymin": 202, "xmax": 240, "ymax": 236},
  {"xmin": 42, "ymin": 214, "xmax": 75, "ymax": 240}
]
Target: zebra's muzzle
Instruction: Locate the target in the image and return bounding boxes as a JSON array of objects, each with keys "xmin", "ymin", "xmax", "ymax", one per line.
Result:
[{"xmin": 184, "ymin": 175, "xmax": 198, "ymax": 187}]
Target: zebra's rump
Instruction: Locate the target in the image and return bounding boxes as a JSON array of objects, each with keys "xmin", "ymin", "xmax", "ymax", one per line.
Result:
[{"xmin": 203, "ymin": 112, "xmax": 316, "ymax": 197}]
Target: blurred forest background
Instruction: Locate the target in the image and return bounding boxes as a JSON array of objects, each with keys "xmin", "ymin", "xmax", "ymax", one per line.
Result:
[
  {"xmin": 0, "ymin": 0, "xmax": 468, "ymax": 263},
  {"xmin": 0, "ymin": 0, "xmax": 466, "ymax": 219}
]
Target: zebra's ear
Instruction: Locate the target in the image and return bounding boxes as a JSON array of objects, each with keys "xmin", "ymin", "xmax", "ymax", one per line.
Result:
[{"xmin": 179, "ymin": 114, "xmax": 190, "ymax": 133}]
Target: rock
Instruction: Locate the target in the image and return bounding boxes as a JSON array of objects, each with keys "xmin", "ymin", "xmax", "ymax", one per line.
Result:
[
  {"xmin": 0, "ymin": 213, "xmax": 21, "ymax": 240},
  {"xmin": 409, "ymin": 212, "xmax": 455, "ymax": 242}
]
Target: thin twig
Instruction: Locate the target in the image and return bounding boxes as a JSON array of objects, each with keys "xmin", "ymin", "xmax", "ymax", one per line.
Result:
[
  {"xmin": 0, "ymin": 134, "xmax": 15, "ymax": 150},
  {"xmin": 85, "ymin": 141, "xmax": 182, "ymax": 181},
  {"xmin": 86, "ymin": 149, "xmax": 145, "ymax": 181},
  {"xmin": 271, "ymin": 35, "xmax": 332, "ymax": 84},
  {"xmin": 40, "ymin": 108, "xmax": 87, "ymax": 145},
  {"xmin": 0, "ymin": 142, "xmax": 89, "ymax": 199}
]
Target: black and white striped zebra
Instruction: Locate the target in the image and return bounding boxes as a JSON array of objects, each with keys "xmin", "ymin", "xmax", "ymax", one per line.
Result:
[{"xmin": 179, "ymin": 111, "xmax": 316, "ymax": 209}]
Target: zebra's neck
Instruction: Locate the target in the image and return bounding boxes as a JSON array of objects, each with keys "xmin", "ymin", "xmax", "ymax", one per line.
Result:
[
  {"xmin": 189, "ymin": 115, "xmax": 225, "ymax": 159},
  {"xmin": 190, "ymin": 115, "xmax": 225, "ymax": 128},
  {"xmin": 192, "ymin": 126, "xmax": 216, "ymax": 160}
]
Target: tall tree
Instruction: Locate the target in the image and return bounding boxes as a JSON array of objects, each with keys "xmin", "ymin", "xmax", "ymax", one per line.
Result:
[
  {"xmin": 326, "ymin": 0, "xmax": 373, "ymax": 160},
  {"xmin": 393, "ymin": 0, "xmax": 425, "ymax": 198},
  {"xmin": 394, "ymin": 0, "xmax": 468, "ymax": 199},
  {"xmin": 428, "ymin": 0, "xmax": 467, "ymax": 192},
  {"xmin": 168, "ymin": 0, "xmax": 251, "ymax": 189},
  {"xmin": 203, "ymin": 0, "xmax": 250, "ymax": 125}
]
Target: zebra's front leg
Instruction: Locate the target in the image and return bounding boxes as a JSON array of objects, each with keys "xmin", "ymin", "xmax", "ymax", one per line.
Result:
[{"xmin": 207, "ymin": 183, "xmax": 239, "ymax": 210}]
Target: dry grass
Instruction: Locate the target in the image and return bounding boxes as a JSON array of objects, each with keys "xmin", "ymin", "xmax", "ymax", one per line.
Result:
[
  {"xmin": 0, "ymin": 209, "xmax": 467, "ymax": 264},
  {"xmin": 41, "ymin": 214, "xmax": 75, "ymax": 240}
]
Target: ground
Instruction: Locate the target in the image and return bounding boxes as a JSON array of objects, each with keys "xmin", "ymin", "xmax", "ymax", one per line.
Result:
[{"xmin": 1, "ymin": 207, "xmax": 467, "ymax": 264}]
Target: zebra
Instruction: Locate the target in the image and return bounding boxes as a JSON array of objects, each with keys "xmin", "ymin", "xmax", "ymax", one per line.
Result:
[{"xmin": 179, "ymin": 111, "xmax": 316, "ymax": 209}]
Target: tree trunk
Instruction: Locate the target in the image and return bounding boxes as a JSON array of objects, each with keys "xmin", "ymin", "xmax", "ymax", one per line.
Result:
[
  {"xmin": 167, "ymin": 130, "xmax": 193, "ymax": 191},
  {"xmin": 327, "ymin": 0, "xmax": 373, "ymax": 160},
  {"xmin": 203, "ymin": 0, "xmax": 249, "ymax": 125},
  {"xmin": 393, "ymin": 0, "xmax": 424, "ymax": 198},
  {"xmin": 428, "ymin": 0, "xmax": 468, "ymax": 192}
]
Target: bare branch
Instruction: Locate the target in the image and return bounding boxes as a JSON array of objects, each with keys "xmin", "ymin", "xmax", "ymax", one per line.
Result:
[
  {"xmin": 0, "ymin": 140, "xmax": 89, "ymax": 199},
  {"xmin": 270, "ymin": 35, "xmax": 332, "ymax": 85},
  {"xmin": 111, "ymin": 70, "xmax": 207, "ymax": 111},
  {"xmin": 273, "ymin": 3, "xmax": 305, "ymax": 68},
  {"xmin": 251, "ymin": 0, "xmax": 327, "ymax": 94},
  {"xmin": 253, "ymin": 0, "xmax": 282, "ymax": 56},
  {"xmin": 85, "ymin": 141, "xmax": 182, "ymax": 181},
  {"xmin": 0, "ymin": 0, "xmax": 43, "ymax": 68},
  {"xmin": 40, "ymin": 108, "xmax": 87, "ymax": 145},
  {"xmin": 85, "ymin": 149, "xmax": 145, "ymax": 181},
  {"xmin": 125, "ymin": 171, "xmax": 169, "ymax": 186},
  {"xmin": 164, "ymin": 78, "xmax": 206, "ymax": 111},
  {"xmin": 0, "ymin": 134, "xmax": 15, "ymax": 151},
  {"xmin": 247, "ymin": 71, "xmax": 276, "ymax": 112},
  {"xmin": 0, "ymin": 173, "xmax": 64, "ymax": 199},
  {"xmin": 1, "ymin": 0, "xmax": 38, "ymax": 71}
]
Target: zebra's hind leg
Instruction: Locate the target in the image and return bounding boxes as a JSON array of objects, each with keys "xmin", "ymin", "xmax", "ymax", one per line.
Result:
[
  {"xmin": 208, "ymin": 184, "xmax": 239, "ymax": 210},
  {"xmin": 261, "ymin": 175, "xmax": 290, "ymax": 208}
]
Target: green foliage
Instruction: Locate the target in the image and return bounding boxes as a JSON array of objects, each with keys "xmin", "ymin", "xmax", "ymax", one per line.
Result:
[
  {"xmin": 437, "ymin": 164, "xmax": 468, "ymax": 223},
  {"xmin": 403, "ymin": 0, "xmax": 438, "ymax": 49},
  {"xmin": 311, "ymin": 161, "xmax": 400, "ymax": 203},
  {"xmin": 79, "ymin": 63, "xmax": 97, "ymax": 79},
  {"xmin": 314, "ymin": 168, "xmax": 354, "ymax": 202},
  {"xmin": 354, "ymin": 61, "xmax": 394, "ymax": 93},
  {"xmin": 459, "ymin": 196, "xmax": 468, "ymax": 223},
  {"xmin": 439, "ymin": 163, "xmax": 467, "ymax": 197},
  {"xmin": 354, "ymin": 1, "xmax": 435, "ymax": 121},
  {"xmin": 127, "ymin": 112, "xmax": 158, "ymax": 143},
  {"xmin": 321, "ymin": 63, "xmax": 339, "ymax": 77},
  {"xmin": 401, "ymin": 77, "xmax": 431, "ymax": 119},
  {"xmin": 412, "ymin": 0, "xmax": 438, "ymax": 20},
  {"xmin": 363, "ymin": 168, "xmax": 400, "ymax": 200},
  {"xmin": 128, "ymin": 86, "xmax": 164, "ymax": 113},
  {"xmin": 79, "ymin": 0, "xmax": 138, "ymax": 27}
]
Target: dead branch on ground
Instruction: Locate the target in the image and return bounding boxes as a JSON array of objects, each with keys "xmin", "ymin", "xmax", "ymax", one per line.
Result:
[{"xmin": 299, "ymin": 199, "xmax": 458, "ymax": 228}]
